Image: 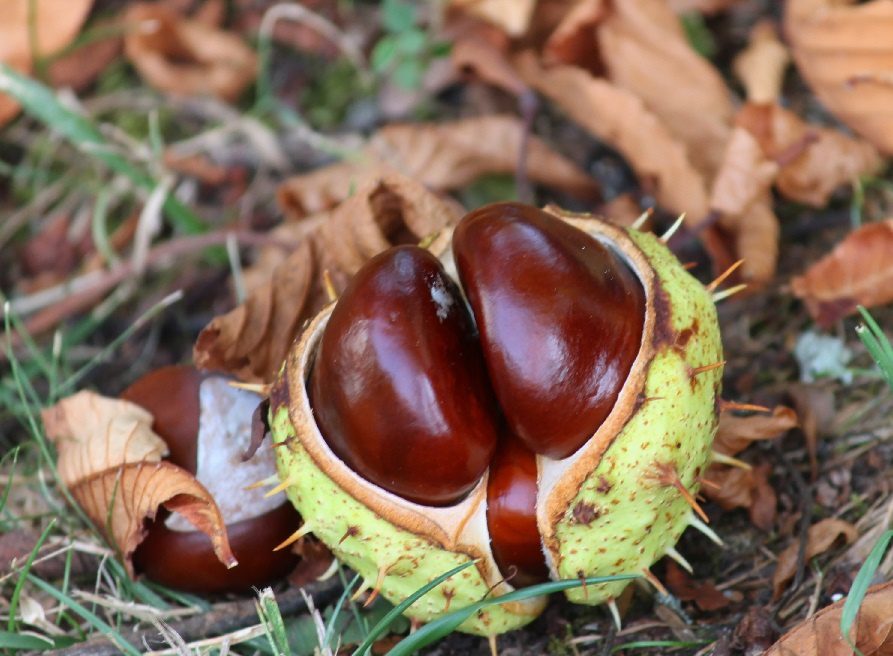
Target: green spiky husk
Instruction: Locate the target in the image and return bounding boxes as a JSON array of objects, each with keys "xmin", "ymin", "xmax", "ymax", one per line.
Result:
[{"xmin": 269, "ymin": 218, "xmax": 722, "ymax": 634}]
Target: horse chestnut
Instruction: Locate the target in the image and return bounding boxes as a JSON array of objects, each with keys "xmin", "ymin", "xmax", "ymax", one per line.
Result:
[
  {"xmin": 123, "ymin": 365, "xmax": 300, "ymax": 594},
  {"xmin": 270, "ymin": 204, "xmax": 723, "ymax": 635},
  {"xmin": 453, "ymin": 203, "xmax": 646, "ymax": 459},
  {"xmin": 308, "ymin": 246, "xmax": 499, "ymax": 506}
]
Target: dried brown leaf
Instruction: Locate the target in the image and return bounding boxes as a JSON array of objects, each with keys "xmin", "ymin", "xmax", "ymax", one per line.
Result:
[
  {"xmin": 449, "ymin": 0, "xmax": 537, "ymax": 37},
  {"xmin": 714, "ymin": 406, "xmax": 798, "ymax": 457},
  {"xmin": 767, "ymin": 581, "xmax": 893, "ymax": 655},
  {"xmin": 737, "ymin": 103, "xmax": 882, "ymax": 208},
  {"xmin": 123, "ymin": 3, "xmax": 257, "ymax": 102},
  {"xmin": 277, "ymin": 115, "xmax": 599, "ymax": 219},
  {"xmin": 786, "ymin": 0, "xmax": 893, "ymax": 155},
  {"xmin": 733, "ymin": 20, "xmax": 790, "ymax": 103},
  {"xmin": 42, "ymin": 391, "xmax": 236, "ymax": 575},
  {"xmin": 451, "ymin": 30, "xmax": 529, "ymax": 97},
  {"xmin": 722, "ymin": 194, "xmax": 780, "ymax": 286},
  {"xmin": 710, "ymin": 126, "xmax": 780, "ymax": 217},
  {"xmin": 516, "ymin": 53, "xmax": 709, "ymax": 221},
  {"xmin": 47, "ymin": 18, "xmax": 122, "ymax": 92},
  {"xmin": 703, "ymin": 462, "xmax": 776, "ymax": 530},
  {"xmin": 596, "ymin": 0, "xmax": 735, "ymax": 177},
  {"xmin": 198, "ymin": 174, "xmax": 461, "ymax": 382},
  {"xmin": 772, "ymin": 518, "xmax": 858, "ymax": 599},
  {"xmin": 791, "ymin": 219, "xmax": 893, "ymax": 327},
  {"xmin": 664, "ymin": 561, "xmax": 730, "ymax": 612},
  {"xmin": 542, "ymin": 0, "xmax": 605, "ymax": 72},
  {"xmin": 0, "ymin": 0, "xmax": 93, "ymax": 125}
]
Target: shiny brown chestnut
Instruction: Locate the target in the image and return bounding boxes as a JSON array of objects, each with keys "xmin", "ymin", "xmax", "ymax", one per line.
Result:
[
  {"xmin": 308, "ymin": 245, "xmax": 500, "ymax": 506},
  {"xmin": 453, "ymin": 202, "xmax": 646, "ymax": 459},
  {"xmin": 123, "ymin": 365, "xmax": 300, "ymax": 594},
  {"xmin": 486, "ymin": 433, "xmax": 549, "ymax": 588}
]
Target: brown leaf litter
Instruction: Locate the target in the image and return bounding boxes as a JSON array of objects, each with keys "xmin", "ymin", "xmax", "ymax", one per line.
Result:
[
  {"xmin": 791, "ymin": 219, "xmax": 893, "ymax": 327},
  {"xmin": 41, "ymin": 391, "xmax": 236, "ymax": 576}
]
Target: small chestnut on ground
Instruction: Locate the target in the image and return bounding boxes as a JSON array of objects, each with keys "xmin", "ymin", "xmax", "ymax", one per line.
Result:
[{"xmin": 122, "ymin": 365, "xmax": 300, "ymax": 594}]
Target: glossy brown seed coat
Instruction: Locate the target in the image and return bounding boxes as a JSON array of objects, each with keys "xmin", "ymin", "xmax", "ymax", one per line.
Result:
[
  {"xmin": 453, "ymin": 203, "xmax": 646, "ymax": 459},
  {"xmin": 486, "ymin": 434, "xmax": 549, "ymax": 587},
  {"xmin": 123, "ymin": 365, "xmax": 299, "ymax": 593},
  {"xmin": 309, "ymin": 246, "xmax": 500, "ymax": 506}
]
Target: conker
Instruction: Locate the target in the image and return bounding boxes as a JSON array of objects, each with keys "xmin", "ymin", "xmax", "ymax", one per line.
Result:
[
  {"xmin": 309, "ymin": 246, "xmax": 500, "ymax": 506},
  {"xmin": 453, "ymin": 202, "xmax": 646, "ymax": 459},
  {"xmin": 123, "ymin": 365, "xmax": 300, "ymax": 594},
  {"xmin": 486, "ymin": 433, "xmax": 548, "ymax": 588}
]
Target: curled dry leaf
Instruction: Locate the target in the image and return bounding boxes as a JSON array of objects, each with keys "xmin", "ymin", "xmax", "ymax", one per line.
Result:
[
  {"xmin": 542, "ymin": 0, "xmax": 735, "ymax": 177},
  {"xmin": 772, "ymin": 518, "xmax": 858, "ymax": 599},
  {"xmin": 123, "ymin": 3, "xmax": 257, "ymax": 102},
  {"xmin": 47, "ymin": 18, "xmax": 122, "ymax": 92},
  {"xmin": 705, "ymin": 462, "xmax": 777, "ymax": 530},
  {"xmin": 733, "ymin": 20, "xmax": 790, "ymax": 104},
  {"xmin": 277, "ymin": 115, "xmax": 599, "ymax": 220},
  {"xmin": 791, "ymin": 220, "xmax": 893, "ymax": 327},
  {"xmin": 451, "ymin": 28, "xmax": 529, "ymax": 97},
  {"xmin": 0, "ymin": 0, "xmax": 93, "ymax": 125},
  {"xmin": 664, "ymin": 561, "xmax": 730, "ymax": 612},
  {"xmin": 714, "ymin": 406, "xmax": 798, "ymax": 457},
  {"xmin": 41, "ymin": 391, "xmax": 236, "ymax": 576},
  {"xmin": 516, "ymin": 52, "xmax": 709, "ymax": 221},
  {"xmin": 448, "ymin": 0, "xmax": 537, "ymax": 37},
  {"xmin": 766, "ymin": 581, "xmax": 893, "ymax": 656},
  {"xmin": 786, "ymin": 0, "xmax": 893, "ymax": 155},
  {"xmin": 197, "ymin": 174, "xmax": 462, "ymax": 382}
]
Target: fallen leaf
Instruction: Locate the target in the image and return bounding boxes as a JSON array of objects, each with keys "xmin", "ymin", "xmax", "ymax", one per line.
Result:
[
  {"xmin": 542, "ymin": 0, "xmax": 606, "ymax": 72},
  {"xmin": 47, "ymin": 18, "xmax": 122, "ymax": 92},
  {"xmin": 451, "ymin": 28, "xmax": 529, "ymax": 97},
  {"xmin": 123, "ymin": 3, "xmax": 257, "ymax": 102},
  {"xmin": 785, "ymin": 384, "xmax": 835, "ymax": 481},
  {"xmin": 197, "ymin": 174, "xmax": 461, "ymax": 382},
  {"xmin": 449, "ymin": 0, "xmax": 537, "ymax": 37},
  {"xmin": 596, "ymin": 0, "xmax": 735, "ymax": 177},
  {"xmin": 42, "ymin": 391, "xmax": 236, "ymax": 576},
  {"xmin": 0, "ymin": 0, "xmax": 93, "ymax": 125},
  {"xmin": 772, "ymin": 518, "xmax": 858, "ymax": 599},
  {"xmin": 786, "ymin": 0, "xmax": 893, "ymax": 155},
  {"xmin": 516, "ymin": 52, "xmax": 709, "ymax": 221},
  {"xmin": 288, "ymin": 537, "xmax": 335, "ymax": 588},
  {"xmin": 664, "ymin": 561, "xmax": 730, "ymax": 612},
  {"xmin": 710, "ymin": 126, "xmax": 779, "ymax": 218},
  {"xmin": 766, "ymin": 581, "xmax": 893, "ymax": 656},
  {"xmin": 277, "ymin": 115, "xmax": 599, "ymax": 220},
  {"xmin": 733, "ymin": 20, "xmax": 789, "ymax": 104},
  {"xmin": 667, "ymin": 0, "xmax": 745, "ymax": 13},
  {"xmin": 791, "ymin": 220, "xmax": 893, "ymax": 327},
  {"xmin": 704, "ymin": 462, "xmax": 777, "ymax": 530},
  {"xmin": 736, "ymin": 103, "xmax": 882, "ymax": 208},
  {"xmin": 719, "ymin": 194, "xmax": 780, "ymax": 286},
  {"xmin": 714, "ymin": 406, "xmax": 798, "ymax": 457}
]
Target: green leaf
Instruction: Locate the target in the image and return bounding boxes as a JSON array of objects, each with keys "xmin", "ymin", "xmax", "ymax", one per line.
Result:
[
  {"xmin": 382, "ymin": 0, "xmax": 416, "ymax": 33},
  {"xmin": 371, "ymin": 37, "xmax": 401, "ymax": 73},
  {"xmin": 395, "ymin": 29, "xmax": 427, "ymax": 56},
  {"xmin": 680, "ymin": 12, "xmax": 716, "ymax": 59},
  {"xmin": 392, "ymin": 60, "xmax": 423, "ymax": 90},
  {"xmin": 0, "ymin": 630, "xmax": 55, "ymax": 650}
]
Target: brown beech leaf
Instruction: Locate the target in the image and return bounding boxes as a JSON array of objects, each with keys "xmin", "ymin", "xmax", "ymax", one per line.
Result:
[
  {"xmin": 786, "ymin": 0, "xmax": 893, "ymax": 155},
  {"xmin": 42, "ymin": 392, "xmax": 236, "ymax": 575},
  {"xmin": 198, "ymin": 174, "xmax": 461, "ymax": 382},
  {"xmin": 704, "ymin": 462, "xmax": 777, "ymax": 530},
  {"xmin": 733, "ymin": 20, "xmax": 790, "ymax": 104},
  {"xmin": 710, "ymin": 126, "xmax": 779, "ymax": 218},
  {"xmin": 448, "ymin": 0, "xmax": 537, "ymax": 37},
  {"xmin": 277, "ymin": 115, "xmax": 599, "ymax": 220},
  {"xmin": 451, "ymin": 29, "xmax": 529, "ymax": 97},
  {"xmin": 47, "ymin": 18, "xmax": 122, "ymax": 92},
  {"xmin": 736, "ymin": 103, "xmax": 881, "ymax": 208},
  {"xmin": 123, "ymin": 3, "xmax": 257, "ymax": 102},
  {"xmin": 42, "ymin": 391, "xmax": 169, "ymax": 485},
  {"xmin": 542, "ymin": 0, "xmax": 605, "ymax": 72},
  {"xmin": 791, "ymin": 220, "xmax": 893, "ymax": 327},
  {"xmin": 516, "ymin": 53, "xmax": 709, "ymax": 221},
  {"xmin": 664, "ymin": 561, "xmax": 730, "ymax": 612},
  {"xmin": 714, "ymin": 406, "xmax": 798, "ymax": 457},
  {"xmin": 766, "ymin": 581, "xmax": 893, "ymax": 656},
  {"xmin": 596, "ymin": 0, "xmax": 735, "ymax": 177},
  {"xmin": 772, "ymin": 518, "xmax": 858, "ymax": 599},
  {"xmin": 0, "ymin": 0, "xmax": 93, "ymax": 126}
]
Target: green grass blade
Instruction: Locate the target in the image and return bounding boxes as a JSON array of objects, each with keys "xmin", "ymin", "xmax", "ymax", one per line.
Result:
[
  {"xmin": 352, "ymin": 560, "xmax": 477, "ymax": 656},
  {"xmin": 325, "ymin": 572, "xmax": 362, "ymax": 649},
  {"xmin": 856, "ymin": 306, "xmax": 893, "ymax": 391},
  {"xmin": 841, "ymin": 529, "xmax": 893, "ymax": 656},
  {"xmin": 0, "ymin": 63, "xmax": 206, "ymax": 235},
  {"xmin": 611, "ymin": 640, "xmax": 709, "ymax": 653},
  {"xmin": 8, "ymin": 519, "xmax": 56, "ymax": 633},
  {"xmin": 384, "ymin": 574, "xmax": 639, "ymax": 656},
  {"xmin": 27, "ymin": 575, "xmax": 142, "ymax": 656},
  {"xmin": 0, "ymin": 630, "xmax": 54, "ymax": 650}
]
